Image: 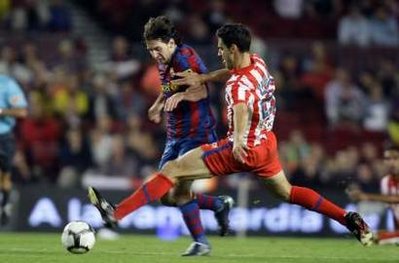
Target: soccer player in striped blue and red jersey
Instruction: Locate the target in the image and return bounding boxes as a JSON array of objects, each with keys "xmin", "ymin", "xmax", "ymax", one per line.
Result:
[{"xmin": 90, "ymin": 16, "xmax": 233, "ymax": 256}]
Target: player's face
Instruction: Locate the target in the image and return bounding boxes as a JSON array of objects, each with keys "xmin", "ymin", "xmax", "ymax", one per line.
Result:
[
  {"xmin": 146, "ymin": 39, "xmax": 176, "ymax": 64},
  {"xmin": 217, "ymin": 38, "xmax": 233, "ymax": 69},
  {"xmin": 384, "ymin": 150, "xmax": 399, "ymax": 176}
]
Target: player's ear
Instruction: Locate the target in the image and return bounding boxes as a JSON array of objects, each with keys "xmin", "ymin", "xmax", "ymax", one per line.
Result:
[
  {"xmin": 230, "ymin": 44, "xmax": 239, "ymax": 54},
  {"xmin": 168, "ymin": 38, "xmax": 175, "ymax": 48}
]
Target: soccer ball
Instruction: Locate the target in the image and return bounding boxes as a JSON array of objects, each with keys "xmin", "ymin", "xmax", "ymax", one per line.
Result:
[{"xmin": 61, "ymin": 221, "xmax": 96, "ymax": 254}]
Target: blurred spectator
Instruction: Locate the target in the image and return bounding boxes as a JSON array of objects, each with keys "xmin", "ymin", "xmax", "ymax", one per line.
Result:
[
  {"xmin": 301, "ymin": 41, "xmax": 334, "ymax": 101},
  {"xmin": 275, "ymin": 53, "xmax": 301, "ymax": 109},
  {"xmin": 273, "ymin": 0, "xmax": 304, "ymax": 19},
  {"xmin": 58, "ymin": 127, "xmax": 93, "ymax": 188},
  {"xmin": 359, "ymin": 142, "xmax": 379, "ymax": 164},
  {"xmin": 326, "ymin": 146, "xmax": 360, "ymax": 188},
  {"xmin": 49, "ymin": 39, "xmax": 86, "ymax": 73},
  {"xmin": 86, "ymin": 73, "xmax": 120, "ymax": 122},
  {"xmin": 363, "ymin": 82, "xmax": 390, "ymax": 131},
  {"xmin": 338, "ymin": 5, "xmax": 370, "ymax": 47},
  {"xmin": 102, "ymin": 36, "xmax": 141, "ymax": 80},
  {"xmin": 290, "ymin": 142, "xmax": 326, "ymax": 189},
  {"xmin": 19, "ymin": 95, "xmax": 62, "ymax": 182},
  {"xmin": 125, "ymin": 114, "xmax": 159, "ymax": 178},
  {"xmin": 355, "ymin": 163, "xmax": 379, "ymax": 193},
  {"xmin": 52, "ymin": 73, "xmax": 89, "ymax": 127},
  {"xmin": 325, "ymin": 68, "xmax": 366, "ymax": 128},
  {"xmin": 98, "ymin": 134, "xmax": 136, "ymax": 176},
  {"xmin": 116, "ymin": 80, "xmax": 146, "ymax": 121},
  {"xmin": 369, "ymin": 6, "xmax": 399, "ymax": 47},
  {"xmin": 89, "ymin": 115, "xmax": 114, "ymax": 170},
  {"xmin": 279, "ymin": 130, "xmax": 311, "ymax": 175}
]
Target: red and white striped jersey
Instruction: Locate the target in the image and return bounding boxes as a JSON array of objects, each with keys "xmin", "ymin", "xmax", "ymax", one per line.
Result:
[
  {"xmin": 225, "ymin": 54, "xmax": 276, "ymax": 147},
  {"xmin": 381, "ymin": 175, "xmax": 399, "ymax": 227}
]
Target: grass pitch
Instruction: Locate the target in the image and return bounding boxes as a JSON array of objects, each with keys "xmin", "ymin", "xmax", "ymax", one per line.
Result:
[{"xmin": 0, "ymin": 233, "xmax": 398, "ymax": 263}]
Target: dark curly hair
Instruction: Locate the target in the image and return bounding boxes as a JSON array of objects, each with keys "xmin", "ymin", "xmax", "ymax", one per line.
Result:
[{"xmin": 143, "ymin": 16, "xmax": 182, "ymax": 45}]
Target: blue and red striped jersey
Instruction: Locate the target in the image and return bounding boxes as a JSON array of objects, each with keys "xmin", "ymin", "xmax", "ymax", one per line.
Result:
[{"xmin": 158, "ymin": 44, "xmax": 216, "ymax": 140}]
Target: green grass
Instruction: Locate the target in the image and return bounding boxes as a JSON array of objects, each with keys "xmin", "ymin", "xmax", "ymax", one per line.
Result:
[{"xmin": 0, "ymin": 233, "xmax": 398, "ymax": 263}]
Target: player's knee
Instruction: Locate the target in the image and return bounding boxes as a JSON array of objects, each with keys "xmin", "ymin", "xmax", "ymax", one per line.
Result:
[{"xmin": 272, "ymin": 185, "xmax": 291, "ymax": 201}]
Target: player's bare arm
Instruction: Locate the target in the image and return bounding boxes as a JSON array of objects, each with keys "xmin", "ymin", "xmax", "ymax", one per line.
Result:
[
  {"xmin": 232, "ymin": 102, "xmax": 249, "ymax": 163},
  {"xmin": 148, "ymin": 92, "xmax": 165, "ymax": 124},
  {"xmin": 172, "ymin": 68, "xmax": 230, "ymax": 87},
  {"xmin": 0, "ymin": 108, "xmax": 28, "ymax": 118},
  {"xmin": 348, "ymin": 188, "xmax": 399, "ymax": 203},
  {"xmin": 164, "ymin": 84, "xmax": 208, "ymax": 112}
]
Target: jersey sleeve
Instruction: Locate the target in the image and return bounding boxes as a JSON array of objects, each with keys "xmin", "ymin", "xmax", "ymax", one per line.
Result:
[
  {"xmin": 176, "ymin": 48, "xmax": 208, "ymax": 74},
  {"xmin": 6, "ymin": 78, "xmax": 28, "ymax": 108},
  {"xmin": 229, "ymin": 81, "xmax": 251, "ymax": 106}
]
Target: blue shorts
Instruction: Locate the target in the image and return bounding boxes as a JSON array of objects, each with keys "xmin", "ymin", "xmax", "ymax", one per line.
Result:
[
  {"xmin": 159, "ymin": 132, "xmax": 218, "ymax": 169},
  {"xmin": 0, "ymin": 133, "xmax": 16, "ymax": 172}
]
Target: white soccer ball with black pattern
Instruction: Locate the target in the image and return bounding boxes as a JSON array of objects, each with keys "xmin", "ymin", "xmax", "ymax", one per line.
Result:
[{"xmin": 61, "ymin": 221, "xmax": 96, "ymax": 254}]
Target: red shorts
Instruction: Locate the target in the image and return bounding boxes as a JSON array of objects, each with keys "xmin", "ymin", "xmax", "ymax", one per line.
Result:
[{"xmin": 201, "ymin": 131, "xmax": 282, "ymax": 178}]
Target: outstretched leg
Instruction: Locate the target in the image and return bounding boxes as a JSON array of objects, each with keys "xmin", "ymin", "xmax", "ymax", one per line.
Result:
[
  {"xmin": 262, "ymin": 170, "xmax": 374, "ymax": 246},
  {"xmin": 87, "ymin": 147, "xmax": 212, "ymax": 228}
]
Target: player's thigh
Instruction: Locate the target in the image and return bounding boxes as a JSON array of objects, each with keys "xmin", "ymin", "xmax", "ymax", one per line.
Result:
[
  {"xmin": 260, "ymin": 170, "xmax": 292, "ymax": 201},
  {"xmin": 161, "ymin": 147, "xmax": 211, "ymax": 180}
]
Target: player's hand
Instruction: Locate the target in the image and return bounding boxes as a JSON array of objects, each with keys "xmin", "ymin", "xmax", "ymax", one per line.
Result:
[
  {"xmin": 164, "ymin": 93, "xmax": 184, "ymax": 112},
  {"xmin": 171, "ymin": 71, "xmax": 202, "ymax": 87},
  {"xmin": 232, "ymin": 141, "xmax": 249, "ymax": 164},
  {"xmin": 148, "ymin": 104, "xmax": 162, "ymax": 124}
]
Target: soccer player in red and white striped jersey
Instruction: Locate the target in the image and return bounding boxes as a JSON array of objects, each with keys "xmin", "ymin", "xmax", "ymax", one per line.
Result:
[
  {"xmin": 88, "ymin": 23, "xmax": 374, "ymax": 249},
  {"xmin": 224, "ymin": 53, "xmax": 276, "ymax": 147},
  {"xmin": 348, "ymin": 145, "xmax": 399, "ymax": 244}
]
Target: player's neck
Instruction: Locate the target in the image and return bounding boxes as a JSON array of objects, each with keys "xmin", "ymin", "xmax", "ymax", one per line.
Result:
[{"xmin": 234, "ymin": 52, "xmax": 251, "ymax": 69}]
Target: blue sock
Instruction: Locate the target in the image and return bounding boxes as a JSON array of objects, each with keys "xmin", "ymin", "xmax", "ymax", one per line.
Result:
[
  {"xmin": 179, "ymin": 200, "xmax": 208, "ymax": 244},
  {"xmin": 196, "ymin": 194, "xmax": 223, "ymax": 212}
]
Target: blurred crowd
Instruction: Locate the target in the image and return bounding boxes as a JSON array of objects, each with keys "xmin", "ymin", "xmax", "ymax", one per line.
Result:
[{"xmin": 0, "ymin": 0, "xmax": 398, "ymax": 193}]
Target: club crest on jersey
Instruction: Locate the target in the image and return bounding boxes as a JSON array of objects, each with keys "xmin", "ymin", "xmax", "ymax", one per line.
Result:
[
  {"xmin": 162, "ymin": 83, "xmax": 179, "ymax": 93},
  {"xmin": 162, "ymin": 69, "xmax": 193, "ymax": 93}
]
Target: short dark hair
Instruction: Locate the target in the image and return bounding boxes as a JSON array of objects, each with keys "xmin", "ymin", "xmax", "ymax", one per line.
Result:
[
  {"xmin": 143, "ymin": 16, "xmax": 182, "ymax": 45},
  {"xmin": 216, "ymin": 23, "xmax": 251, "ymax": 52}
]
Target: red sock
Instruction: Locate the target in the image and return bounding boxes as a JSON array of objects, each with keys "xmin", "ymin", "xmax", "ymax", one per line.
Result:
[
  {"xmin": 114, "ymin": 173, "xmax": 174, "ymax": 220},
  {"xmin": 378, "ymin": 231, "xmax": 399, "ymax": 240},
  {"xmin": 290, "ymin": 186, "xmax": 347, "ymax": 225}
]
